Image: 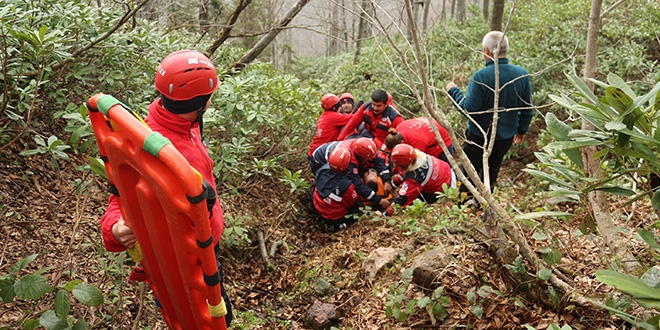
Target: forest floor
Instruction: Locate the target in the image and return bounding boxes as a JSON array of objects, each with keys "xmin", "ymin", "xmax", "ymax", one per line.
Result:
[{"xmin": 0, "ymin": 137, "xmax": 656, "ymax": 329}]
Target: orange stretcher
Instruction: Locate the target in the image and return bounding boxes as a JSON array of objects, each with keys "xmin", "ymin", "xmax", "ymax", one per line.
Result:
[{"xmin": 86, "ymin": 93, "xmax": 228, "ymax": 330}]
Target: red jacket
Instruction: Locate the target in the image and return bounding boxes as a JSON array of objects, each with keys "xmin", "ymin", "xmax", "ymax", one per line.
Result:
[
  {"xmin": 338, "ymin": 102, "xmax": 404, "ymax": 148},
  {"xmin": 313, "ymin": 171, "xmax": 359, "ymax": 220},
  {"xmin": 395, "ymin": 118, "xmax": 452, "ymax": 158},
  {"xmin": 386, "ymin": 150, "xmax": 453, "ymax": 214},
  {"xmin": 100, "ymin": 99, "xmax": 224, "ymax": 252},
  {"xmin": 308, "ymin": 110, "xmax": 353, "ymax": 156}
]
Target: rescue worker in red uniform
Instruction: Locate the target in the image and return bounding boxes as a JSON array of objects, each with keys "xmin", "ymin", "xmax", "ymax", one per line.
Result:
[
  {"xmin": 338, "ymin": 92, "xmax": 356, "ymax": 114},
  {"xmin": 99, "ymin": 50, "xmax": 232, "ymax": 324},
  {"xmin": 307, "ymin": 93, "xmax": 354, "ymax": 162},
  {"xmin": 337, "ymin": 90, "xmax": 404, "ymax": 149},
  {"xmin": 384, "ymin": 117, "xmax": 454, "ymax": 163},
  {"xmin": 384, "ymin": 144, "xmax": 457, "ymax": 216},
  {"xmin": 310, "ymin": 138, "xmax": 391, "ymax": 210},
  {"xmin": 313, "ymin": 147, "xmax": 362, "ymax": 232}
]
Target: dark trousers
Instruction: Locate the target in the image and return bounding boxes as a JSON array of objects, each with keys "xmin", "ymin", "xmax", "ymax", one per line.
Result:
[
  {"xmin": 459, "ymin": 131, "xmax": 514, "ymax": 198},
  {"xmin": 213, "ymin": 244, "xmax": 233, "ymax": 327}
]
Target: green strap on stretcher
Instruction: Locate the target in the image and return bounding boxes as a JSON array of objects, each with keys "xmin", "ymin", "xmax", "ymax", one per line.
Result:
[{"xmin": 96, "ymin": 94, "xmax": 173, "ymax": 158}]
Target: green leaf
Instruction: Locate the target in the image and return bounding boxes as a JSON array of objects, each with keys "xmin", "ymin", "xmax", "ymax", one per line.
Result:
[
  {"xmin": 38, "ymin": 310, "xmax": 68, "ymax": 330},
  {"xmin": 71, "ymin": 320, "xmax": 90, "ymax": 330},
  {"xmin": 595, "ymin": 186, "xmax": 635, "ymax": 196},
  {"xmin": 544, "ymin": 113, "xmax": 583, "ymax": 168},
  {"xmin": 72, "ymin": 282, "xmax": 103, "ymax": 306},
  {"xmin": 532, "ymin": 232, "xmax": 549, "ymax": 241},
  {"xmin": 545, "ymin": 140, "xmax": 605, "ymax": 150},
  {"xmin": 596, "ymin": 269, "xmax": 660, "ymax": 300},
  {"xmin": 22, "ymin": 319, "xmax": 40, "ymax": 330},
  {"xmin": 541, "ymin": 247, "xmax": 562, "ymax": 266},
  {"xmin": 523, "ymin": 169, "xmax": 573, "ymax": 188},
  {"xmin": 637, "ymin": 229, "xmax": 660, "ymax": 251},
  {"xmin": 14, "ymin": 274, "xmax": 51, "ymax": 300},
  {"xmin": 538, "ymin": 268, "xmax": 552, "ymax": 281},
  {"xmin": 0, "ymin": 274, "xmax": 16, "ymax": 302},
  {"xmin": 604, "ymin": 86, "xmax": 633, "ymax": 113},
  {"xmin": 10, "ymin": 254, "xmax": 38, "ymax": 274},
  {"xmin": 513, "ymin": 211, "xmax": 572, "ymax": 221},
  {"xmin": 393, "ymin": 306, "xmax": 407, "ymax": 321},
  {"xmin": 54, "ymin": 290, "xmax": 71, "ymax": 319},
  {"xmin": 470, "ymin": 305, "xmax": 483, "ymax": 319},
  {"xmin": 37, "ymin": 25, "xmax": 47, "ymax": 43},
  {"xmin": 653, "ymin": 190, "xmax": 660, "ymax": 210},
  {"xmin": 416, "ymin": 296, "xmax": 432, "ymax": 308},
  {"xmin": 604, "ymin": 121, "xmax": 626, "ymax": 130},
  {"xmin": 641, "ymin": 267, "xmax": 660, "ymax": 289},
  {"xmin": 606, "ymin": 73, "xmax": 636, "ymax": 98}
]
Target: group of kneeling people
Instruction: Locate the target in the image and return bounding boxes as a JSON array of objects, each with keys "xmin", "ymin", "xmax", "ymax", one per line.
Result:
[{"xmin": 306, "ymin": 89, "xmax": 457, "ymax": 232}]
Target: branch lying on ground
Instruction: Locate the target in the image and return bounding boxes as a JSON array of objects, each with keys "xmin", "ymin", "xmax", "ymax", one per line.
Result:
[{"xmin": 257, "ymin": 230, "xmax": 272, "ymax": 269}]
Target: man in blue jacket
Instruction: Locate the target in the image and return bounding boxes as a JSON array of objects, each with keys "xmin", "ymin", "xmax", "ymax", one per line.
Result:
[{"xmin": 446, "ymin": 31, "xmax": 533, "ymax": 203}]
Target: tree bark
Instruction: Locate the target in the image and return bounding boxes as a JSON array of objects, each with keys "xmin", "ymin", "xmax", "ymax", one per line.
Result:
[
  {"xmin": 490, "ymin": 0, "xmax": 504, "ymax": 31},
  {"xmin": 456, "ymin": 0, "xmax": 466, "ymax": 21},
  {"xmin": 206, "ymin": 0, "xmax": 254, "ymax": 57},
  {"xmin": 199, "ymin": 0, "xmax": 210, "ymax": 34},
  {"xmin": 353, "ymin": 0, "xmax": 371, "ymax": 64},
  {"xmin": 482, "ymin": 0, "xmax": 490, "ymax": 20},
  {"xmin": 422, "ymin": 0, "xmax": 431, "ymax": 31},
  {"xmin": 224, "ymin": 0, "xmax": 310, "ymax": 74},
  {"xmin": 581, "ymin": 0, "xmax": 641, "ymax": 273}
]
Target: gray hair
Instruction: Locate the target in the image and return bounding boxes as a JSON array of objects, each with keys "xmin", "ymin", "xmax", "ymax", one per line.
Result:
[{"xmin": 482, "ymin": 31, "xmax": 508, "ymax": 55}]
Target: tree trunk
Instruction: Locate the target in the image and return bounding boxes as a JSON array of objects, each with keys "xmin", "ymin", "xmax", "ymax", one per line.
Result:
[
  {"xmin": 224, "ymin": 0, "xmax": 311, "ymax": 74},
  {"xmin": 199, "ymin": 0, "xmax": 210, "ymax": 34},
  {"xmin": 353, "ymin": 0, "xmax": 370, "ymax": 64},
  {"xmin": 328, "ymin": 2, "xmax": 340, "ymax": 56},
  {"xmin": 206, "ymin": 0, "xmax": 254, "ymax": 57},
  {"xmin": 490, "ymin": 0, "xmax": 504, "ymax": 31},
  {"xmin": 422, "ymin": 0, "xmax": 431, "ymax": 31},
  {"xmin": 456, "ymin": 0, "xmax": 466, "ymax": 21},
  {"xmin": 581, "ymin": 0, "xmax": 641, "ymax": 273},
  {"xmin": 482, "ymin": 0, "xmax": 490, "ymax": 20},
  {"xmin": 451, "ymin": 0, "xmax": 456, "ymax": 19}
]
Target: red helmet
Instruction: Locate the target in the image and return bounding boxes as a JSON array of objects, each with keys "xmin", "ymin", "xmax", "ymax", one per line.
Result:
[
  {"xmin": 353, "ymin": 138, "xmax": 377, "ymax": 160},
  {"xmin": 155, "ymin": 50, "xmax": 219, "ymax": 101},
  {"xmin": 339, "ymin": 92, "xmax": 354, "ymax": 103},
  {"xmin": 386, "ymin": 92, "xmax": 393, "ymax": 105},
  {"xmin": 391, "ymin": 144, "xmax": 416, "ymax": 167},
  {"xmin": 328, "ymin": 147, "xmax": 352, "ymax": 172},
  {"xmin": 321, "ymin": 94, "xmax": 340, "ymax": 111}
]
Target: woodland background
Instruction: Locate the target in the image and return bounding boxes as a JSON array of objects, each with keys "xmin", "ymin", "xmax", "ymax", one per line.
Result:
[{"xmin": 1, "ymin": 0, "xmax": 660, "ymax": 329}]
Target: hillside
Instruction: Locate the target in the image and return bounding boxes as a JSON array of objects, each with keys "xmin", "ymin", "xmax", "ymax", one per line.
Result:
[{"xmin": 1, "ymin": 129, "xmax": 649, "ymax": 329}]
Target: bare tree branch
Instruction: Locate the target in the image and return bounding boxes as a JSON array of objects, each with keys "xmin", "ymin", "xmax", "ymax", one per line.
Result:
[
  {"xmin": 223, "ymin": 0, "xmax": 311, "ymax": 75},
  {"xmin": 206, "ymin": 0, "xmax": 254, "ymax": 57}
]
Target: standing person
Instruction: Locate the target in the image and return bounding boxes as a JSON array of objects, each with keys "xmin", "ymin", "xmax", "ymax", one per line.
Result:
[
  {"xmin": 445, "ymin": 31, "xmax": 533, "ymax": 202},
  {"xmin": 307, "ymin": 93, "xmax": 353, "ymax": 164},
  {"xmin": 99, "ymin": 50, "xmax": 232, "ymax": 325},
  {"xmin": 384, "ymin": 144, "xmax": 456, "ymax": 216},
  {"xmin": 337, "ymin": 89, "xmax": 404, "ymax": 150},
  {"xmin": 384, "ymin": 117, "xmax": 454, "ymax": 163}
]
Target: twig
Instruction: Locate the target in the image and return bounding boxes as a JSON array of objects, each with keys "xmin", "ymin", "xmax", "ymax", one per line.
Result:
[
  {"xmin": 269, "ymin": 239, "xmax": 283, "ymax": 259},
  {"xmin": 257, "ymin": 230, "xmax": 271, "ymax": 269},
  {"xmin": 132, "ymin": 283, "xmax": 146, "ymax": 330}
]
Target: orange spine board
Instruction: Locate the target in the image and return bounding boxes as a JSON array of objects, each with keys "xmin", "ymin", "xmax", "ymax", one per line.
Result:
[{"xmin": 86, "ymin": 94, "xmax": 227, "ymax": 330}]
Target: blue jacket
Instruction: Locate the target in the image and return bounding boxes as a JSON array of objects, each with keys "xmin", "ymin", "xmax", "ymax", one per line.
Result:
[{"xmin": 448, "ymin": 58, "xmax": 533, "ymax": 141}]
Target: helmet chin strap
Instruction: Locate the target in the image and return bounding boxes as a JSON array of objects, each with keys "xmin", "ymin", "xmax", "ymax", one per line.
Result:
[{"xmin": 195, "ymin": 109, "xmax": 206, "ymax": 144}]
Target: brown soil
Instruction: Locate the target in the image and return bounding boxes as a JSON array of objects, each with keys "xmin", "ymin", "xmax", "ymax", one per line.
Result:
[{"xmin": 0, "ymin": 132, "xmax": 653, "ymax": 330}]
